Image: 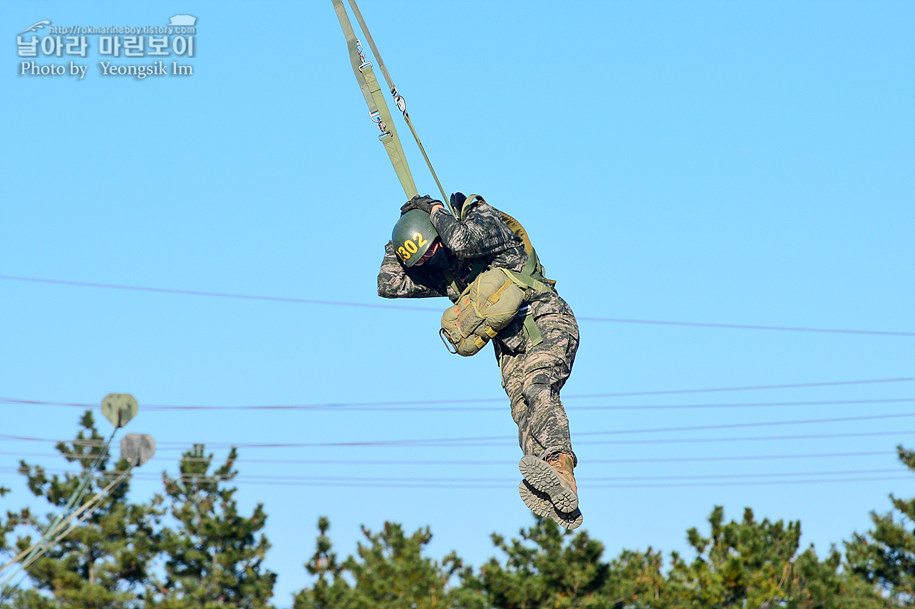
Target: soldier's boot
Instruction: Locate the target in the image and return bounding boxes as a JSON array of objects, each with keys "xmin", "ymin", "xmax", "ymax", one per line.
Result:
[
  {"xmin": 518, "ymin": 452, "xmax": 579, "ymax": 513},
  {"xmin": 518, "ymin": 480, "xmax": 583, "ymax": 530}
]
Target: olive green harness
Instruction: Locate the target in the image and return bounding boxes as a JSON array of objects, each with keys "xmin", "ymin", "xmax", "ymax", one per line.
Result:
[
  {"xmin": 442, "ymin": 195, "xmax": 556, "ymax": 347},
  {"xmin": 331, "ymin": 5, "xmax": 553, "ymax": 348},
  {"xmin": 331, "ymin": 0, "xmax": 449, "ymax": 206}
]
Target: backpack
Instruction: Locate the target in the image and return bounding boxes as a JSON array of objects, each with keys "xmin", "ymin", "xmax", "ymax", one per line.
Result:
[{"xmin": 439, "ymin": 195, "xmax": 554, "ymax": 356}]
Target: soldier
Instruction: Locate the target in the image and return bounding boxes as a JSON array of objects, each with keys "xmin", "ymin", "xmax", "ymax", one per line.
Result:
[{"xmin": 377, "ymin": 193, "xmax": 582, "ymax": 529}]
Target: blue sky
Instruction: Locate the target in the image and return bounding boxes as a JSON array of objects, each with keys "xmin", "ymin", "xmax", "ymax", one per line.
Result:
[{"xmin": 1, "ymin": 1, "xmax": 913, "ymax": 606}]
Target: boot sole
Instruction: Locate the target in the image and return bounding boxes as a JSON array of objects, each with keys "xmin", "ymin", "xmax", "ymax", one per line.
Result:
[
  {"xmin": 518, "ymin": 455, "xmax": 579, "ymax": 512},
  {"xmin": 519, "ymin": 480, "xmax": 583, "ymax": 530}
]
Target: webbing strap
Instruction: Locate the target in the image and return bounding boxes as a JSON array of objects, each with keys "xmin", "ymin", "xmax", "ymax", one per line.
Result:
[
  {"xmin": 332, "ymin": 0, "xmax": 417, "ymax": 199},
  {"xmin": 442, "ymin": 269, "xmax": 465, "ymax": 296},
  {"xmin": 459, "ymin": 194, "xmax": 486, "ymax": 221},
  {"xmin": 500, "ymin": 268, "xmax": 548, "ymax": 347},
  {"xmin": 455, "ymin": 194, "xmax": 549, "ymax": 347},
  {"xmin": 346, "ymin": 0, "xmax": 449, "ymax": 206},
  {"xmin": 363, "ymin": 67, "xmax": 417, "ymax": 198},
  {"xmin": 499, "ymin": 268, "xmax": 551, "ymax": 294},
  {"xmin": 523, "ymin": 312, "xmax": 543, "ymax": 346}
]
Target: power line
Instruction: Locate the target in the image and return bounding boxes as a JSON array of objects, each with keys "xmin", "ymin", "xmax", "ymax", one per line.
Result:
[
  {"xmin": 173, "ymin": 474, "xmax": 909, "ymax": 489},
  {"xmin": 3, "ymin": 274, "xmax": 912, "ymax": 337},
  {"xmin": 1, "ymin": 450, "xmax": 896, "ymax": 466},
  {"xmin": 143, "ymin": 474, "xmax": 908, "ymax": 489},
  {"xmin": 2, "ymin": 466, "xmax": 906, "ymax": 487},
  {"xmin": 575, "ymin": 430, "xmax": 915, "ymax": 447},
  {"xmin": 336, "ymin": 412, "xmax": 915, "ymax": 446},
  {"xmin": 575, "ymin": 413, "xmax": 915, "ymax": 438},
  {"xmin": 159, "ymin": 412, "xmax": 915, "ymax": 446},
  {"xmin": 2, "ymin": 396, "xmax": 912, "ymax": 412},
  {"xmin": 576, "ymin": 315, "xmax": 915, "ymax": 337},
  {"xmin": 0, "ymin": 275, "xmax": 431, "ymax": 313},
  {"xmin": 1, "ymin": 377, "xmax": 912, "ymax": 411},
  {"xmin": 341, "ymin": 429, "xmax": 914, "ymax": 449},
  {"xmin": 2, "ymin": 425, "xmax": 913, "ymax": 451}
]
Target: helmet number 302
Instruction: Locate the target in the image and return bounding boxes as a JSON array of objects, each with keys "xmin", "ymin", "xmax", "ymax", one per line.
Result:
[{"xmin": 397, "ymin": 232, "xmax": 427, "ymax": 261}]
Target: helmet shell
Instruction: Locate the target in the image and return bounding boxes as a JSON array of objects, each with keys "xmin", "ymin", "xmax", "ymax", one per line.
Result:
[{"xmin": 392, "ymin": 209, "xmax": 439, "ymax": 267}]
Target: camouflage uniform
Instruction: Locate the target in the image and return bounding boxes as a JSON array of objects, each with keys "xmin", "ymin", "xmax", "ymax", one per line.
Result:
[{"xmin": 377, "ymin": 201, "xmax": 579, "ymax": 462}]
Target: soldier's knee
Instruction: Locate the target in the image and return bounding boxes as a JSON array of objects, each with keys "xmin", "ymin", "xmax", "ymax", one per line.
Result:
[{"xmin": 521, "ymin": 381, "xmax": 552, "ymax": 407}]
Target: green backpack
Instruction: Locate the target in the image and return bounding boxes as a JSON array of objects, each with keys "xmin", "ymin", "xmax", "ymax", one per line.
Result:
[{"xmin": 439, "ymin": 195, "xmax": 554, "ymax": 356}]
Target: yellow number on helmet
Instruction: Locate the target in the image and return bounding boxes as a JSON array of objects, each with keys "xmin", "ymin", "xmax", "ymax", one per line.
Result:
[
  {"xmin": 404, "ymin": 240, "xmax": 418, "ymax": 254},
  {"xmin": 397, "ymin": 246, "xmax": 410, "ymax": 260}
]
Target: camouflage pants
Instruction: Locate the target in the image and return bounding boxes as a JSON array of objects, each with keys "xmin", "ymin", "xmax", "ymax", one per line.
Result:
[{"xmin": 499, "ymin": 322, "xmax": 579, "ymax": 462}]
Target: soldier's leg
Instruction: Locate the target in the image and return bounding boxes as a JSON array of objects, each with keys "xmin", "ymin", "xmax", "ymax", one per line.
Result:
[
  {"xmin": 502, "ymin": 326, "xmax": 582, "ymax": 527},
  {"xmin": 502, "ymin": 326, "xmax": 578, "ymax": 459}
]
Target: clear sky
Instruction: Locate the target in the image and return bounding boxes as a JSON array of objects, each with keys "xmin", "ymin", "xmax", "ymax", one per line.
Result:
[{"xmin": 1, "ymin": 1, "xmax": 913, "ymax": 606}]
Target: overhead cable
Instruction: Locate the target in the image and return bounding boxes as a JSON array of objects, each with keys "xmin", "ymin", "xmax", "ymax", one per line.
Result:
[
  {"xmin": 1, "ymin": 449, "xmax": 896, "ymax": 466},
  {"xmin": 2, "ymin": 425, "xmax": 912, "ymax": 451},
  {"xmin": 2, "ymin": 377, "xmax": 912, "ymax": 411},
  {"xmin": 3, "ymin": 275, "xmax": 912, "ymax": 337}
]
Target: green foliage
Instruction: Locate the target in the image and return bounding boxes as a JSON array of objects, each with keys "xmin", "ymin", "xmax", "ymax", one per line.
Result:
[
  {"xmin": 664, "ymin": 506, "xmax": 887, "ymax": 609},
  {"xmin": 294, "ymin": 516, "xmax": 349, "ymax": 609},
  {"xmin": 603, "ymin": 548, "xmax": 666, "ymax": 608},
  {"xmin": 150, "ymin": 444, "xmax": 276, "ymax": 609},
  {"xmin": 3, "ymin": 410, "xmax": 162, "ymax": 609},
  {"xmin": 462, "ymin": 509, "xmax": 886, "ymax": 609},
  {"xmin": 1, "ymin": 410, "xmax": 909, "ymax": 609},
  {"xmin": 0, "ymin": 486, "xmax": 22, "ymax": 609},
  {"xmin": 474, "ymin": 517, "xmax": 609, "ymax": 608},
  {"xmin": 665, "ymin": 506, "xmax": 803, "ymax": 607},
  {"xmin": 845, "ymin": 445, "xmax": 915, "ymax": 607},
  {"xmin": 0, "ymin": 485, "xmax": 13, "ymax": 553},
  {"xmin": 294, "ymin": 518, "xmax": 481, "ymax": 609}
]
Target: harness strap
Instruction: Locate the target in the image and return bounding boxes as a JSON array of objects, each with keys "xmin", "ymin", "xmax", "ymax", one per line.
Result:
[
  {"xmin": 442, "ymin": 269, "xmax": 465, "ymax": 297},
  {"xmin": 499, "ymin": 268, "xmax": 550, "ymax": 294},
  {"xmin": 332, "ymin": 0, "xmax": 417, "ymax": 199},
  {"xmin": 459, "ymin": 194, "xmax": 486, "ymax": 221},
  {"xmin": 497, "ymin": 269, "xmax": 548, "ymax": 347},
  {"xmin": 522, "ymin": 309, "xmax": 543, "ymax": 346},
  {"xmin": 344, "ymin": 0, "xmax": 449, "ymax": 206},
  {"xmin": 461, "ymin": 195, "xmax": 555, "ymax": 348}
]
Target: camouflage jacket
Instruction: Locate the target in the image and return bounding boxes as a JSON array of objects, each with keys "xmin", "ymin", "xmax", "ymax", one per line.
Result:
[{"xmin": 377, "ymin": 201, "xmax": 577, "ymax": 353}]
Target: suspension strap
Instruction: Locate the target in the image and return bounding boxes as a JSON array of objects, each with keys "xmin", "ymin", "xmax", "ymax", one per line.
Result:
[
  {"xmin": 332, "ymin": 0, "xmax": 417, "ymax": 199},
  {"xmin": 339, "ymin": 0, "xmax": 451, "ymax": 210}
]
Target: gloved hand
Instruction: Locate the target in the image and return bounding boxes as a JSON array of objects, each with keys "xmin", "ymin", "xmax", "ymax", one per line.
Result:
[
  {"xmin": 400, "ymin": 195, "xmax": 441, "ymax": 215},
  {"xmin": 450, "ymin": 192, "xmax": 467, "ymax": 214}
]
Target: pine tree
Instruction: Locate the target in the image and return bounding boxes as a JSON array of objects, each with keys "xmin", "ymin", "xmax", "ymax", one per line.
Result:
[
  {"xmin": 0, "ymin": 486, "xmax": 26, "ymax": 609},
  {"xmin": 2, "ymin": 411, "xmax": 162, "ymax": 609},
  {"xmin": 845, "ymin": 445, "xmax": 915, "ymax": 607},
  {"xmin": 150, "ymin": 444, "xmax": 276, "ymax": 609},
  {"xmin": 293, "ymin": 518, "xmax": 481, "ymax": 609},
  {"xmin": 473, "ymin": 517, "xmax": 609, "ymax": 608},
  {"xmin": 603, "ymin": 547, "xmax": 666, "ymax": 608},
  {"xmin": 0, "ymin": 485, "xmax": 13, "ymax": 557},
  {"xmin": 292, "ymin": 516, "xmax": 349, "ymax": 609},
  {"xmin": 664, "ymin": 506, "xmax": 887, "ymax": 609}
]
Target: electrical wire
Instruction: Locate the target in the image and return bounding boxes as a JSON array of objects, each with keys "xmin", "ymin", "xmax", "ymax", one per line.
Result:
[
  {"xmin": 2, "ymin": 427, "xmax": 913, "ymax": 451},
  {"xmin": 3, "ymin": 275, "xmax": 912, "ymax": 337},
  {"xmin": 2, "ymin": 396, "xmax": 913, "ymax": 412},
  {"xmin": 1, "ymin": 377, "xmax": 912, "ymax": 411},
  {"xmin": 0, "ymin": 449, "xmax": 896, "ymax": 466},
  {"xmin": 0, "ymin": 465, "xmax": 907, "ymax": 488},
  {"xmin": 57, "ymin": 473, "xmax": 915, "ymax": 489}
]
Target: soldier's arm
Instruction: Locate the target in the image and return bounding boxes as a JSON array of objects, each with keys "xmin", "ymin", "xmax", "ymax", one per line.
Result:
[
  {"xmin": 377, "ymin": 241, "xmax": 448, "ymax": 299},
  {"xmin": 429, "ymin": 204, "xmax": 512, "ymax": 259}
]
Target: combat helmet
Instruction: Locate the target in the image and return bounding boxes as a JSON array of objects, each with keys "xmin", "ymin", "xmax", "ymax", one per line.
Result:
[{"xmin": 392, "ymin": 209, "xmax": 439, "ymax": 267}]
